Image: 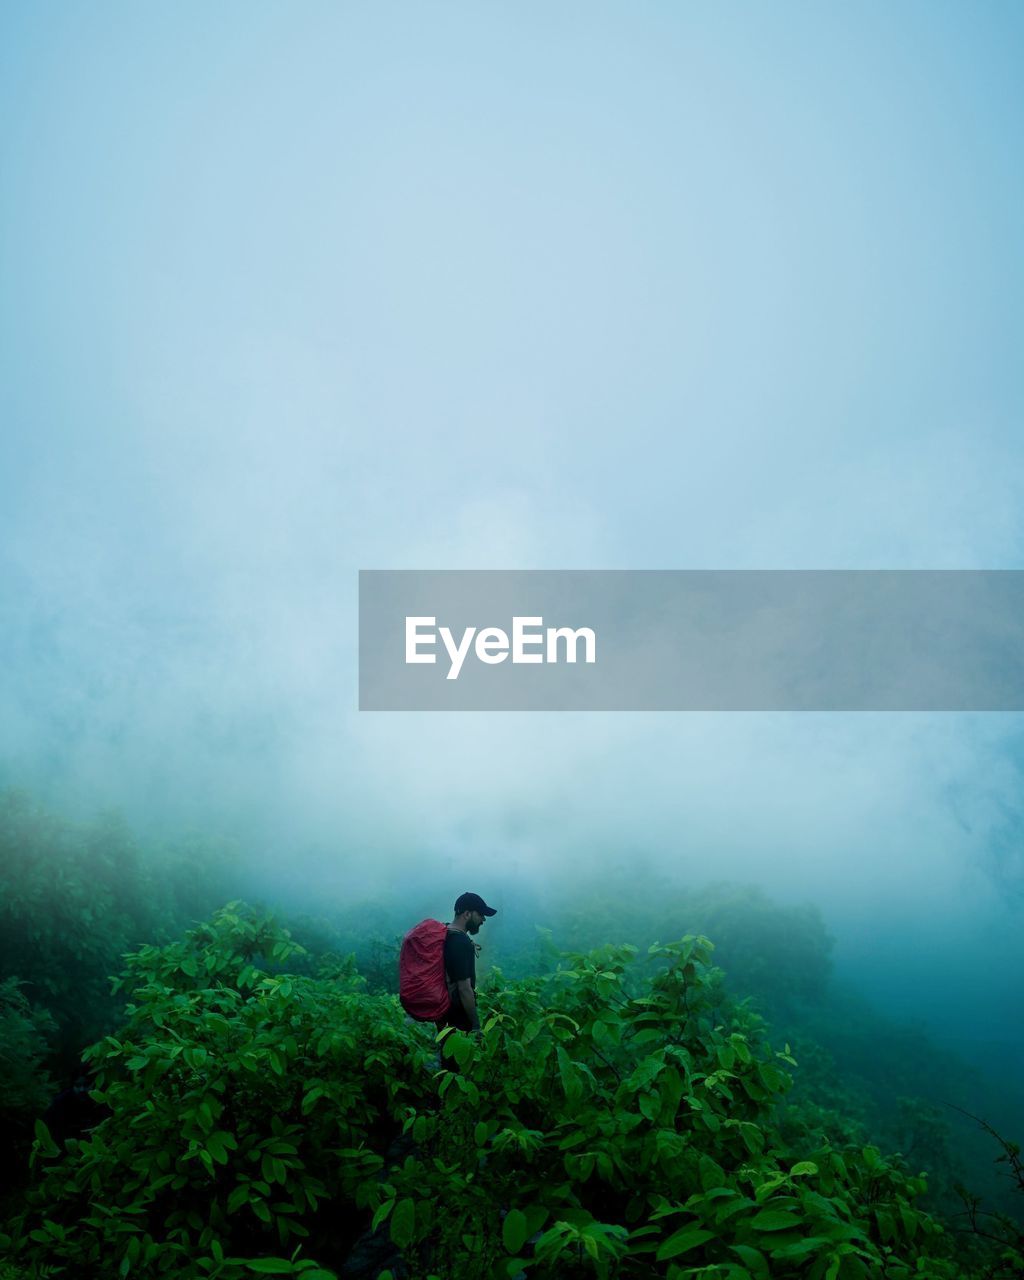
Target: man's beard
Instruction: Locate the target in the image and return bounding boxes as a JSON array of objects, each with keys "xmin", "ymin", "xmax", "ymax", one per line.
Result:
[{"xmin": 468, "ymin": 921, "xmax": 481, "ymax": 935}]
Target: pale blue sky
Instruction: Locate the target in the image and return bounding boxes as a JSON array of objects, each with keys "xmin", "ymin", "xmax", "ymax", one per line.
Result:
[{"xmin": 1, "ymin": 3, "xmax": 1023, "ymax": 1050}]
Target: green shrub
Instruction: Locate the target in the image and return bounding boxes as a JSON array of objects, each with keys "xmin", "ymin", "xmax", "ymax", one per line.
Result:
[
  {"xmin": 11, "ymin": 904, "xmax": 432, "ymax": 1278},
  {"xmin": 9, "ymin": 912, "xmax": 979, "ymax": 1279},
  {"xmin": 0, "ymin": 980, "xmax": 55, "ymax": 1143}
]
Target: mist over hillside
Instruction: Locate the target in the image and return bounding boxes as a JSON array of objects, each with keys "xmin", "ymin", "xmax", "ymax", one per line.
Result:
[{"xmin": 2, "ymin": 2, "xmax": 1022, "ymax": 1276}]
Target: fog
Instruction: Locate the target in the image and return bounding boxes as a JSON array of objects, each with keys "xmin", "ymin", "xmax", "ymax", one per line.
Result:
[{"xmin": 2, "ymin": 1, "xmax": 1022, "ymax": 1091}]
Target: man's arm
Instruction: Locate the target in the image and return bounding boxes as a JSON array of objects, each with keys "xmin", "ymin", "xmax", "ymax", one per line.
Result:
[{"xmin": 455, "ymin": 978, "xmax": 481, "ymax": 1032}]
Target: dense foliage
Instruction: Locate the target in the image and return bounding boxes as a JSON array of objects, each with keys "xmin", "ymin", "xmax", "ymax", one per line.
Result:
[
  {"xmin": 0, "ymin": 789, "xmax": 240, "ymax": 1012},
  {"xmin": 532, "ymin": 880, "xmax": 1018, "ymax": 1220},
  {"xmin": 2, "ymin": 904, "xmax": 1021, "ymax": 1279},
  {"xmin": 0, "ymin": 788, "xmax": 241, "ymax": 1179},
  {"xmin": 0, "ymin": 980, "xmax": 55, "ymax": 1155},
  {"xmin": 1, "ymin": 792, "xmax": 1021, "ymax": 1277}
]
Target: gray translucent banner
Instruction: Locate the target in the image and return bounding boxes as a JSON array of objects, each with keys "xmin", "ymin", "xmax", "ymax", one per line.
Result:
[{"xmin": 358, "ymin": 570, "xmax": 1024, "ymax": 711}]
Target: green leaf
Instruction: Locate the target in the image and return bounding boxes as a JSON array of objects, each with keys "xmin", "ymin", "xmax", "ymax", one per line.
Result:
[
  {"xmin": 770, "ymin": 1236, "xmax": 832, "ymax": 1260},
  {"xmin": 899, "ymin": 1203, "xmax": 919, "ymax": 1239},
  {"xmin": 228, "ymin": 1185, "xmax": 251, "ymax": 1214},
  {"xmin": 655, "ymin": 1227, "xmax": 716, "ymax": 1261},
  {"xmin": 371, "ymin": 1199, "xmax": 394, "ymax": 1232},
  {"xmin": 731, "ymin": 1244, "xmax": 768, "ymax": 1277},
  {"xmin": 450, "ymin": 1034, "xmax": 475, "ymax": 1069},
  {"xmin": 524, "ymin": 1204, "xmax": 548, "ymax": 1237},
  {"xmin": 731, "ymin": 1035, "xmax": 753, "ymax": 1064},
  {"xmin": 629, "ymin": 1056, "xmax": 665, "ymax": 1090},
  {"xmin": 503, "ymin": 1209, "xmax": 528, "ymax": 1255},
  {"xmin": 207, "ymin": 1130, "xmax": 236, "ymax": 1164},
  {"xmin": 751, "ymin": 1210, "xmax": 802, "ymax": 1232},
  {"xmin": 246, "ymin": 1260, "xmax": 297, "ymax": 1274},
  {"xmin": 33, "ymin": 1119, "xmax": 59, "ymax": 1156},
  {"xmin": 390, "ymin": 1197, "xmax": 415, "ymax": 1250},
  {"xmin": 556, "ymin": 1045, "xmax": 580, "ymax": 1101}
]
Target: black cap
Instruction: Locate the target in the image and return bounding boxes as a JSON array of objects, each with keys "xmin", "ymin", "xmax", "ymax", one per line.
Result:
[{"xmin": 454, "ymin": 891, "xmax": 497, "ymax": 917}]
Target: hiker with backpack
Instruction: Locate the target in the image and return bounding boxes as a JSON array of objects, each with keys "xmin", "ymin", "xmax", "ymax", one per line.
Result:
[{"xmin": 398, "ymin": 892, "xmax": 498, "ymax": 1036}]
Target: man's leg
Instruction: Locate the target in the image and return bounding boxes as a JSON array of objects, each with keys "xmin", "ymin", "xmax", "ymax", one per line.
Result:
[{"xmin": 434, "ymin": 1004, "xmax": 470, "ymax": 1073}]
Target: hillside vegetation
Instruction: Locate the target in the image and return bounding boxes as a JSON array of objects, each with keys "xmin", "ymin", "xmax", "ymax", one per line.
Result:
[{"xmin": 0, "ymin": 790, "xmax": 1021, "ymax": 1278}]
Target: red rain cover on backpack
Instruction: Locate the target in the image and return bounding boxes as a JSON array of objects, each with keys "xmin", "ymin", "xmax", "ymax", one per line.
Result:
[{"xmin": 398, "ymin": 919, "xmax": 450, "ymax": 1021}]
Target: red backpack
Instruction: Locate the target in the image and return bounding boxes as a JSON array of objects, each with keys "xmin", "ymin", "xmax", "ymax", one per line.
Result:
[{"xmin": 398, "ymin": 919, "xmax": 451, "ymax": 1021}]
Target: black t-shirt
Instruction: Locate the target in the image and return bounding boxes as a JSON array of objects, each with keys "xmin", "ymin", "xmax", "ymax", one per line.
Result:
[
  {"xmin": 442, "ymin": 928, "xmax": 477, "ymax": 1029},
  {"xmin": 444, "ymin": 927, "xmax": 476, "ymax": 988}
]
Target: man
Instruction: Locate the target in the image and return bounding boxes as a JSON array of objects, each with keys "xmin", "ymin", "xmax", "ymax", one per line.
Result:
[{"xmin": 436, "ymin": 891, "xmax": 497, "ymax": 1036}]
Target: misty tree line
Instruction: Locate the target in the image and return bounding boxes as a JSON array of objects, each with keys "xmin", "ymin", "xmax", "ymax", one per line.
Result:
[{"xmin": 0, "ymin": 786, "xmax": 1021, "ymax": 1278}]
